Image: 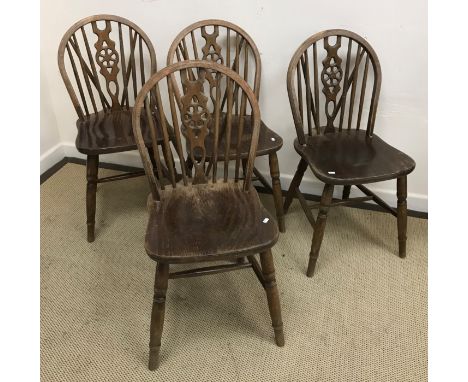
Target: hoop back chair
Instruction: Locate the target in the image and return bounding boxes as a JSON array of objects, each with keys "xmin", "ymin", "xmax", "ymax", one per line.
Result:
[
  {"xmin": 58, "ymin": 15, "xmax": 164, "ymax": 242},
  {"xmin": 132, "ymin": 60, "xmax": 285, "ymax": 370},
  {"xmin": 285, "ymin": 30, "xmax": 415, "ymax": 277},
  {"xmin": 167, "ymin": 19, "xmax": 286, "ymax": 232}
]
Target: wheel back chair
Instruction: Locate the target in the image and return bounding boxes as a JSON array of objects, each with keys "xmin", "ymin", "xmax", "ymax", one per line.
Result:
[
  {"xmin": 58, "ymin": 15, "xmax": 173, "ymax": 242},
  {"xmin": 132, "ymin": 60, "xmax": 285, "ymax": 370},
  {"xmin": 284, "ymin": 30, "xmax": 416, "ymax": 277},
  {"xmin": 167, "ymin": 20, "xmax": 286, "ymax": 232}
]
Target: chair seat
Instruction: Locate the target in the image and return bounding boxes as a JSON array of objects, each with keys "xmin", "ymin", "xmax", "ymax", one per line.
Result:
[
  {"xmin": 145, "ymin": 182, "xmax": 279, "ymax": 263},
  {"xmin": 188, "ymin": 115, "xmax": 283, "ymax": 160},
  {"xmin": 76, "ymin": 109, "xmax": 164, "ymax": 155},
  {"xmin": 295, "ymin": 130, "xmax": 415, "ymax": 185}
]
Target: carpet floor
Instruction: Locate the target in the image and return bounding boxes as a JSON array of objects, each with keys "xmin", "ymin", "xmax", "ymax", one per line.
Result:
[{"xmin": 40, "ymin": 163, "xmax": 427, "ymax": 381}]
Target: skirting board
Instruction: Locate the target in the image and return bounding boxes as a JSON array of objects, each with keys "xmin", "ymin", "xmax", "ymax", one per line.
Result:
[
  {"xmin": 41, "ymin": 141, "xmax": 428, "ymax": 213},
  {"xmin": 40, "ymin": 143, "xmax": 65, "ymax": 174}
]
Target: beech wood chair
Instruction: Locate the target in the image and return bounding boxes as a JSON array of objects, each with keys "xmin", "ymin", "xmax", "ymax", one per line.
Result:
[
  {"xmin": 284, "ymin": 30, "xmax": 416, "ymax": 277},
  {"xmin": 132, "ymin": 60, "xmax": 285, "ymax": 370},
  {"xmin": 167, "ymin": 20, "xmax": 286, "ymax": 232},
  {"xmin": 58, "ymin": 15, "xmax": 169, "ymax": 242}
]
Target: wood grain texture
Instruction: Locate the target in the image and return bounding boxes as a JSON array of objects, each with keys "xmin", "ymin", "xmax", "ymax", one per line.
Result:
[
  {"xmin": 75, "ymin": 109, "xmax": 165, "ymax": 155},
  {"xmin": 293, "ymin": 131, "xmax": 415, "ymax": 185},
  {"xmin": 145, "ymin": 181, "xmax": 278, "ymax": 263}
]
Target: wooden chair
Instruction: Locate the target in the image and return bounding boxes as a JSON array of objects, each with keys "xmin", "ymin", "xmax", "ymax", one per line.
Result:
[
  {"xmin": 132, "ymin": 60, "xmax": 285, "ymax": 370},
  {"xmin": 284, "ymin": 30, "xmax": 416, "ymax": 277},
  {"xmin": 58, "ymin": 15, "xmax": 165, "ymax": 242},
  {"xmin": 167, "ymin": 20, "xmax": 286, "ymax": 232}
]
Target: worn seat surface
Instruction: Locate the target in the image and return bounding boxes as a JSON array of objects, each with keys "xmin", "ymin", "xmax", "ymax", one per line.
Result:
[
  {"xmin": 294, "ymin": 130, "xmax": 416, "ymax": 185},
  {"xmin": 145, "ymin": 182, "xmax": 279, "ymax": 263},
  {"xmin": 76, "ymin": 109, "xmax": 164, "ymax": 155}
]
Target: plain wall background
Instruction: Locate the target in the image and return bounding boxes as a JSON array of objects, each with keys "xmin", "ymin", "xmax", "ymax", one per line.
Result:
[{"xmin": 40, "ymin": 0, "xmax": 427, "ymax": 211}]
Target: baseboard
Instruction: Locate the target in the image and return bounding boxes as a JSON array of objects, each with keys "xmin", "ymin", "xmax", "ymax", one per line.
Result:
[
  {"xmin": 40, "ymin": 143, "xmax": 65, "ymax": 175},
  {"xmin": 40, "ymin": 142, "xmax": 428, "ymax": 214}
]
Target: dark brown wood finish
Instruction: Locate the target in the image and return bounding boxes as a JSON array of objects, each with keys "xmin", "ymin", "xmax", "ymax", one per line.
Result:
[
  {"xmin": 132, "ymin": 60, "xmax": 284, "ymax": 370},
  {"xmin": 285, "ymin": 29, "xmax": 416, "ymax": 276},
  {"xmin": 58, "ymin": 15, "xmax": 163, "ymax": 241},
  {"xmin": 167, "ymin": 20, "xmax": 286, "ymax": 232}
]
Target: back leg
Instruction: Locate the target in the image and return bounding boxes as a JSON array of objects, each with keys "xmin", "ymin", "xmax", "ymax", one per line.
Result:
[
  {"xmin": 307, "ymin": 184, "xmax": 334, "ymax": 277},
  {"xmin": 342, "ymin": 185, "xmax": 351, "ymax": 199},
  {"xmin": 269, "ymin": 152, "xmax": 285, "ymax": 233},
  {"xmin": 283, "ymin": 158, "xmax": 307, "ymax": 213}
]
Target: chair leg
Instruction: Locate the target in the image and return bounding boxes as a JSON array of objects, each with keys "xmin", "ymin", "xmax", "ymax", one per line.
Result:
[
  {"xmin": 342, "ymin": 185, "xmax": 351, "ymax": 199},
  {"xmin": 307, "ymin": 184, "xmax": 334, "ymax": 277},
  {"xmin": 148, "ymin": 262, "xmax": 170, "ymax": 370},
  {"xmin": 269, "ymin": 152, "xmax": 285, "ymax": 233},
  {"xmin": 283, "ymin": 158, "xmax": 307, "ymax": 213},
  {"xmin": 86, "ymin": 155, "xmax": 99, "ymax": 242},
  {"xmin": 259, "ymin": 249, "xmax": 284, "ymax": 347},
  {"xmin": 397, "ymin": 176, "xmax": 408, "ymax": 258}
]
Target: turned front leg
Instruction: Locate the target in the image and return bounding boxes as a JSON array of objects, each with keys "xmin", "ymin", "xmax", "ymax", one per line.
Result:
[
  {"xmin": 148, "ymin": 262, "xmax": 169, "ymax": 370},
  {"xmin": 260, "ymin": 249, "xmax": 284, "ymax": 346},
  {"xmin": 397, "ymin": 176, "xmax": 408, "ymax": 258}
]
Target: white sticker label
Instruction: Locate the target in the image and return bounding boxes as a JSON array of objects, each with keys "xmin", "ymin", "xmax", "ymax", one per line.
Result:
[
  {"xmin": 262, "ymin": 217, "xmax": 269, "ymax": 223},
  {"xmin": 328, "ymin": 171, "xmax": 335, "ymax": 174}
]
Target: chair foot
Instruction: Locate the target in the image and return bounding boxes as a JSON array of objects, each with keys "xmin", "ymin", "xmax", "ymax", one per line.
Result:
[
  {"xmin": 87, "ymin": 224, "xmax": 95, "ymax": 243},
  {"xmin": 148, "ymin": 346, "xmax": 161, "ymax": 371},
  {"xmin": 398, "ymin": 241, "xmax": 407, "ymax": 259},
  {"xmin": 306, "ymin": 256, "xmax": 318, "ymax": 278},
  {"xmin": 273, "ymin": 327, "xmax": 285, "ymax": 347},
  {"xmin": 397, "ymin": 176, "xmax": 408, "ymax": 259}
]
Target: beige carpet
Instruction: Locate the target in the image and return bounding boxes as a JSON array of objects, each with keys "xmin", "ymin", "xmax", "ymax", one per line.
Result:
[{"xmin": 40, "ymin": 163, "xmax": 427, "ymax": 382}]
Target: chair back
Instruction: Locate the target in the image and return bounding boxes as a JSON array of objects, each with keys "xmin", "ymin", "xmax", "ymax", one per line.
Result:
[
  {"xmin": 287, "ymin": 29, "xmax": 382, "ymax": 143},
  {"xmin": 167, "ymin": 19, "xmax": 261, "ymax": 100},
  {"xmin": 58, "ymin": 14, "xmax": 157, "ymax": 119},
  {"xmin": 132, "ymin": 60, "xmax": 261, "ymax": 201}
]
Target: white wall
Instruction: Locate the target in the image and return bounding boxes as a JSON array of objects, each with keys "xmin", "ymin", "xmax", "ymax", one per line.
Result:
[
  {"xmin": 40, "ymin": 0, "xmax": 427, "ymax": 211},
  {"xmin": 40, "ymin": 57, "xmax": 63, "ymax": 173}
]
